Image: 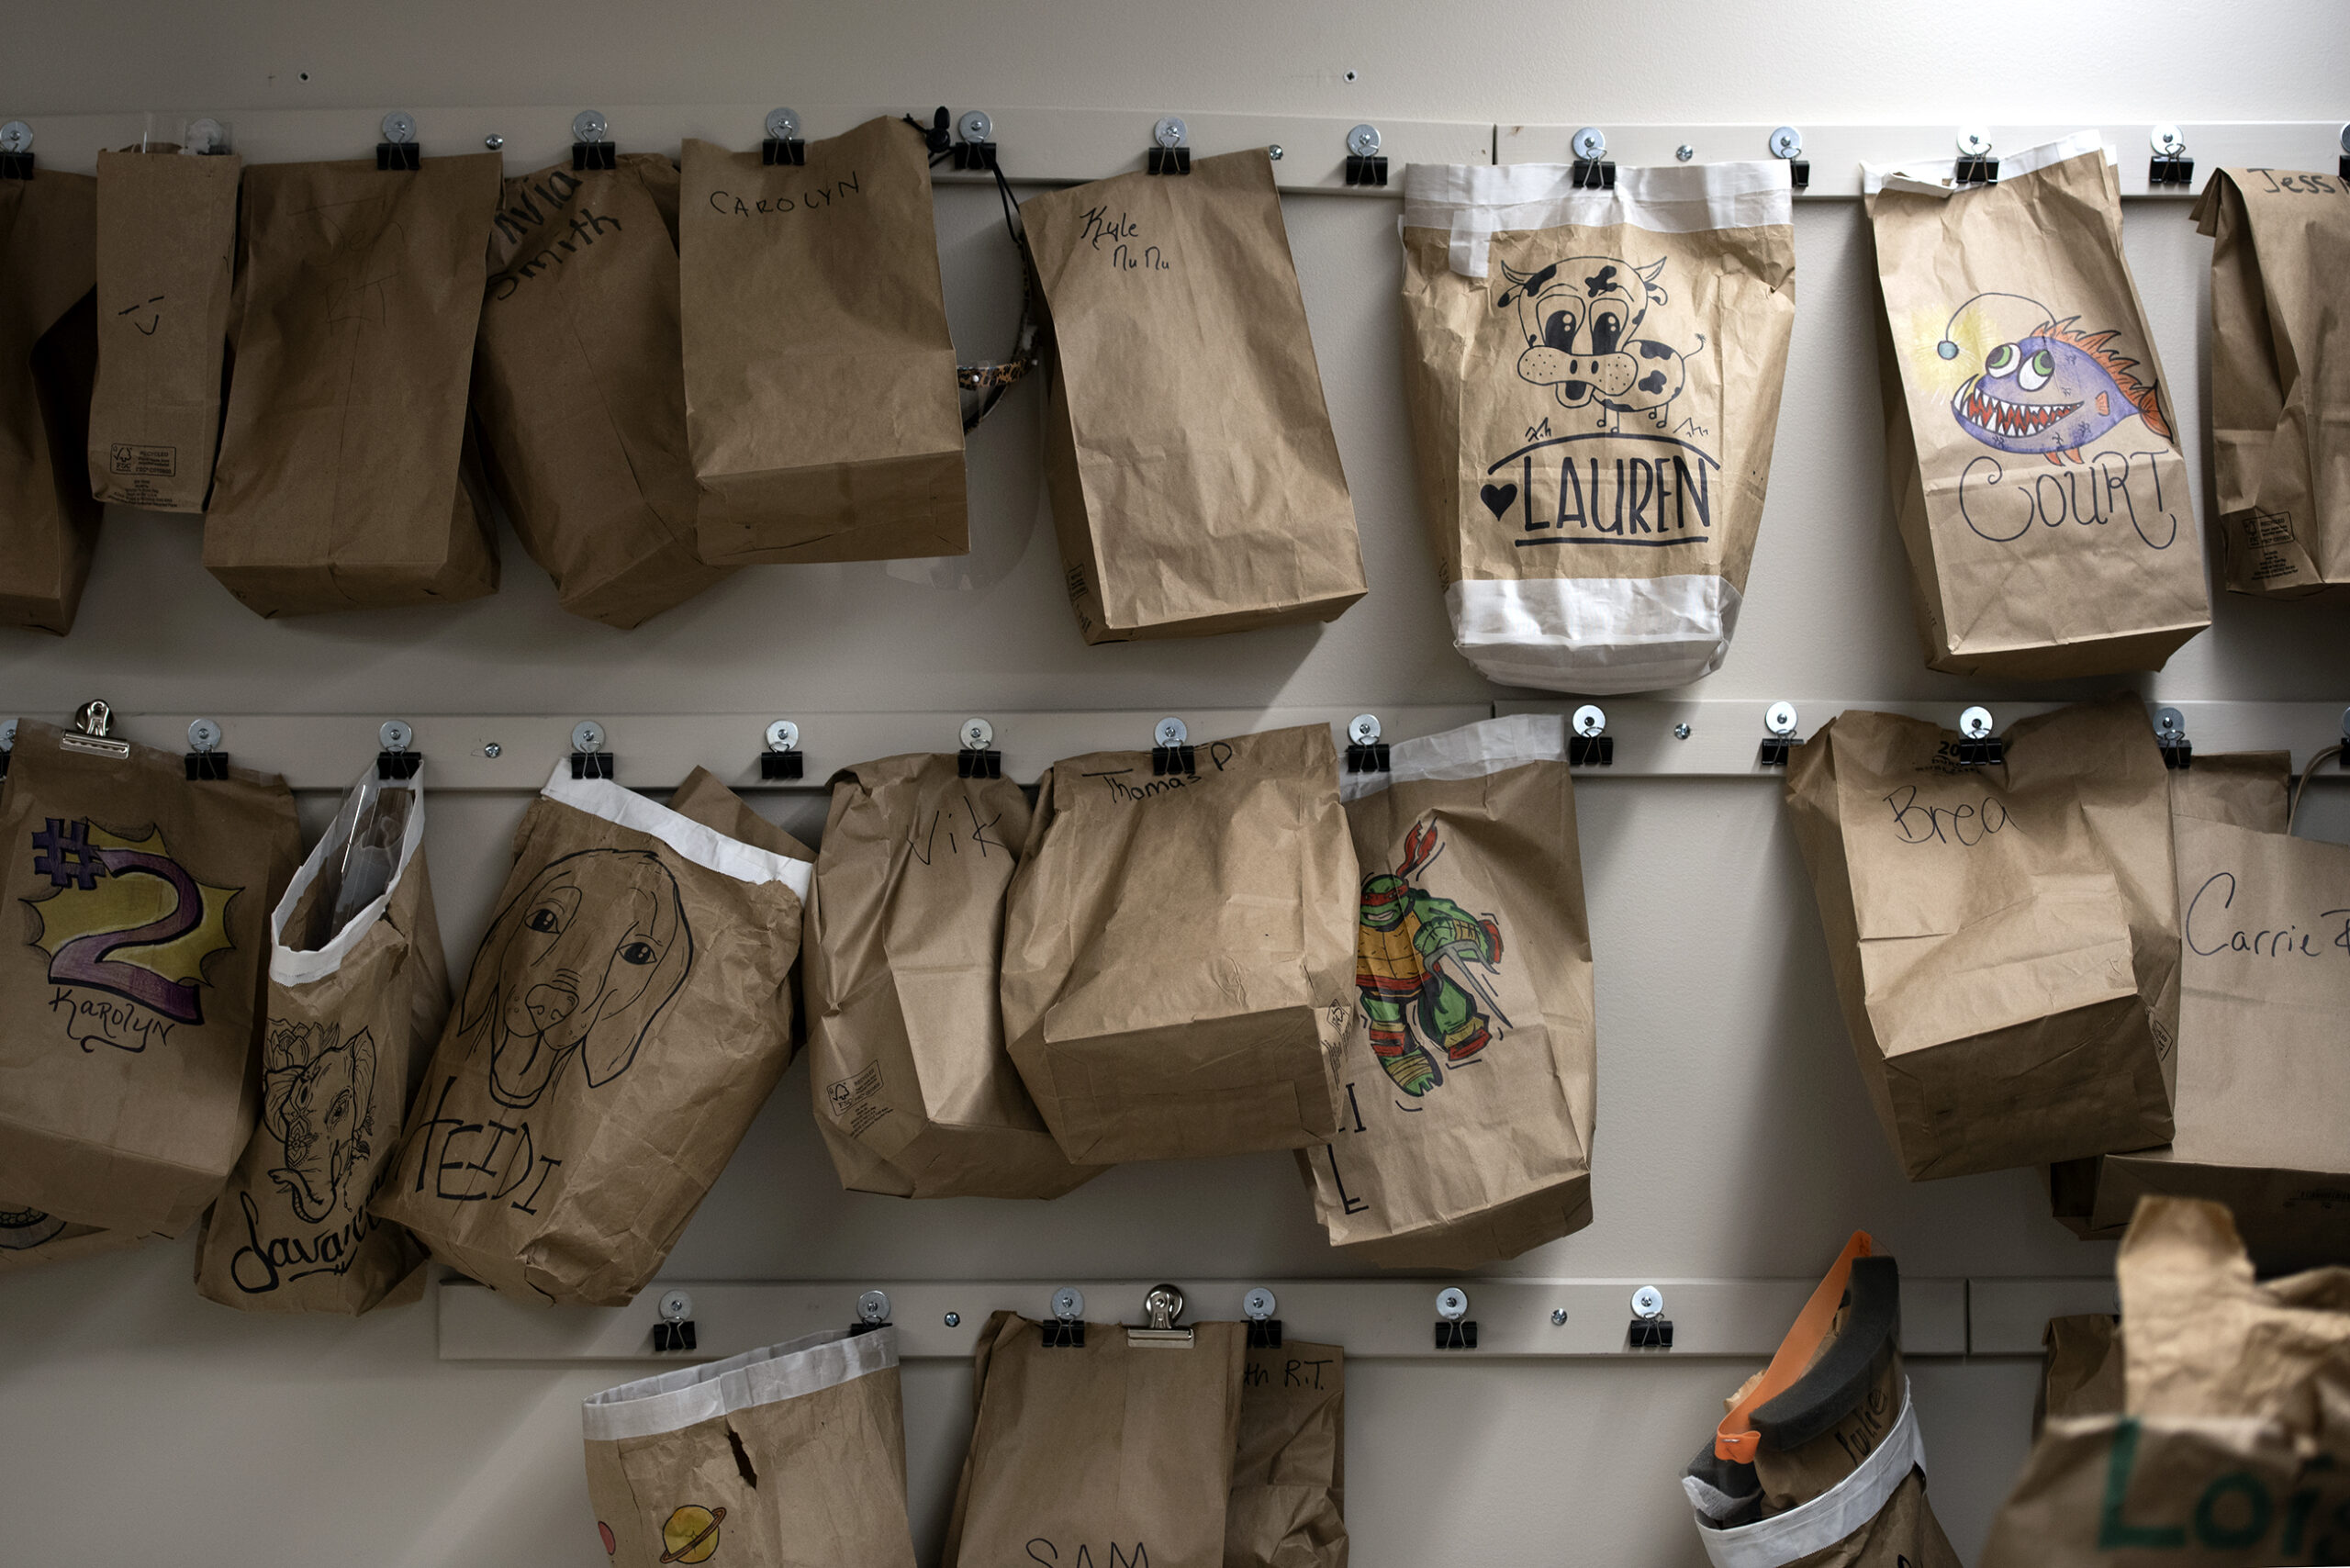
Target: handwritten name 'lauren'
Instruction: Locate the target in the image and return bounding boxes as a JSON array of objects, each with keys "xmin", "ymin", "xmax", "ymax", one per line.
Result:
[
  {"xmin": 2185, "ymin": 871, "xmax": 2350, "ymax": 959},
  {"xmin": 707, "ymin": 171, "xmax": 862, "ymax": 217}
]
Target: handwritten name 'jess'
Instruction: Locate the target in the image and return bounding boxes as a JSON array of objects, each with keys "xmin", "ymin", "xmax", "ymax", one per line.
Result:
[
  {"xmin": 2185, "ymin": 871, "xmax": 2350, "ymax": 959},
  {"xmin": 707, "ymin": 170, "xmax": 862, "ymax": 218}
]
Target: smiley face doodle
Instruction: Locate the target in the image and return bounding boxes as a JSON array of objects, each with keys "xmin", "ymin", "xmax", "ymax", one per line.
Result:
[
  {"xmin": 1496, "ymin": 254, "xmax": 1702, "ymax": 431},
  {"xmin": 462, "ymin": 849, "xmax": 694, "ymax": 1110},
  {"xmin": 118, "ymin": 293, "xmax": 164, "ymax": 335}
]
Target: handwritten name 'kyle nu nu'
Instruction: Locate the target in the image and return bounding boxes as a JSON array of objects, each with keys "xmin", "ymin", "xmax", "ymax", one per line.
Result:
[{"xmin": 707, "ymin": 170, "xmax": 862, "ymax": 217}]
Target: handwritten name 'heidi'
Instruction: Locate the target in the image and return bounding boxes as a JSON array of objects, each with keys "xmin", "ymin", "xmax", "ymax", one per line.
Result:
[
  {"xmin": 397, "ymin": 1075, "xmax": 564, "ymax": 1215},
  {"xmin": 706, "ymin": 170, "xmax": 862, "ymax": 218},
  {"xmin": 1077, "ymin": 205, "xmax": 1169, "ymax": 272},
  {"xmin": 2186, "ymin": 871, "xmax": 2350, "ymax": 959},
  {"xmin": 48, "ymin": 988, "xmax": 173, "ymax": 1053}
]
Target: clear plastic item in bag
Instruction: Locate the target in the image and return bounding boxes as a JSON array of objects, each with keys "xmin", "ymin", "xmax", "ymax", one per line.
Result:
[{"xmin": 296, "ymin": 778, "xmax": 413, "ymax": 952}]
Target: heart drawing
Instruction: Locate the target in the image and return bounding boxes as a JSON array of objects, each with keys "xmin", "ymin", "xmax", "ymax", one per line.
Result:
[{"xmin": 1479, "ymin": 482, "xmax": 1518, "ymax": 519}]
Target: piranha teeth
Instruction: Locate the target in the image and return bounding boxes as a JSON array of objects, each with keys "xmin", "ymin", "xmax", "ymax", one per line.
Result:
[{"xmin": 1955, "ymin": 380, "xmax": 2083, "ymax": 441}]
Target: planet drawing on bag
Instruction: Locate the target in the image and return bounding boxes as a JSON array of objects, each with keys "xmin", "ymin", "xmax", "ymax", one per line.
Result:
[
  {"xmin": 658, "ymin": 1504, "xmax": 725, "ymax": 1563},
  {"xmin": 460, "ymin": 848, "xmax": 694, "ymax": 1110},
  {"xmin": 1935, "ymin": 291, "xmax": 2172, "ymax": 464},
  {"xmin": 21, "ymin": 815, "xmax": 241, "ymax": 1047},
  {"xmin": 1355, "ymin": 822, "xmax": 1509, "ymax": 1101}
]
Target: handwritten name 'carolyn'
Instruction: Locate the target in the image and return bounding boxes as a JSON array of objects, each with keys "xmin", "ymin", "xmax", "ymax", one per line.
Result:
[
  {"xmin": 2185, "ymin": 871, "xmax": 2350, "ymax": 959},
  {"xmin": 706, "ymin": 171, "xmax": 862, "ymax": 217}
]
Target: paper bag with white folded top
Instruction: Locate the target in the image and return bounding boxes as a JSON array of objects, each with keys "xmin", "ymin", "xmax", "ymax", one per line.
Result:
[
  {"xmin": 1304, "ymin": 714, "xmax": 1596, "ymax": 1269},
  {"xmin": 373, "ymin": 765, "xmax": 808, "ymax": 1305},
  {"xmin": 195, "ymin": 764, "xmax": 449, "ymax": 1314},
  {"xmin": 1400, "ymin": 159, "xmax": 1796, "ymax": 692}
]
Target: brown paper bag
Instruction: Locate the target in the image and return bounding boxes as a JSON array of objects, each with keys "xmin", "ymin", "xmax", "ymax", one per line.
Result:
[
  {"xmin": 474, "ymin": 155, "xmax": 732, "ymax": 627},
  {"xmin": 943, "ymin": 1311, "xmax": 1246, "ymax": 1568},
  {"xmin": 1399, "ymin": 161, "xmax": 1796, "ymax": 692},
  {"xmin": 0, "ymin": 720, "xmax": 300, "ymax": 1234},
  {"xmin": 1785, "ymin": 697, "xmax": 2178, "ymax": 1179},
  {"xmin": 1226, "ymin": 1340, "xmax": 1347, "ymax": 1568},
  {"xmin": 1, "ymin": 172, "xmax": 101, "ymax": 633},
  {"xmin": 2049, "ymin": 752, "xmax": 2350, "ymax": 1271},
  {"xmin": 1867, "ymin": 134, "xmax": 2209, "ymax": 676},
  {"xmin": 0, "ymin": 1202, "xmax": 139, "ymax": 1272},
  {"xmin": 803, "ymin": 754, "xmax": 1099, "ymax": 1198},
  {"xmin": 87, "ymin": 147, "xmax": 241, "ymax": 511},
  {"xmin": 679, "ymin": 118, "xmax": 965, "ymax": 564},
  {"xmin": 1982, "ymin": 1198, "xmax": 2350, "ymax": 1567},
  {"xmin": 194, "ymin": 766, "xmax": 450, "ymax": 1314},
  {"xmin": 2195, "ymin": 168, "xmax": 2350, "ymax": 596},
  {"xmin": 584, "ymin": 1327, "xmax": 917, "ymax": 1568},
  {"xmin": 1304, "ymin": 716, "xmax": 1595, "ymax": 1268},
  {"xmin": 1024, "ymin": 150, "xmax": 1366, "ymax": 641},
  {"xmin": 204, "ymin": 152, "xmax": 502, "ymax": 615},
  {"xmin": 1000, "ymin": 724, "xmax": 1356, "ymax": 1163},
  {"xmin": 2038, "ymin": 1315, "xmax": 2126, "ymax": 1438},
  {"xmin": 372, "ymin": 765, "xmax": 808, "ymax": 1305}
]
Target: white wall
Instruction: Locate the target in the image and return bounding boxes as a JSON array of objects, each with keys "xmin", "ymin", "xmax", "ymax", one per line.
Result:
[{"xmin": 4, "ymin": 4, "xmax": 2348, "ymax": 1564}]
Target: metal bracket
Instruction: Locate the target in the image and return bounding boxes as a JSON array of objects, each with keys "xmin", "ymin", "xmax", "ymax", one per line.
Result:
[
  {"xmin": 1345, "ymin": 713, "xmax": 1390, "ymax": 774},
  {"xmin": 1758, "ymin": 701, "xmax": 1803, "ymax": 767},
  {"xmin": 184, "ymin": 718, "xmax": 229, "ymax": 781},
  {"xmin": 762, "ymin": 106, "xmax": 806, "ymax": 167},
  {"xmin": 1434, "ymin": 1285, "xmax": 1478, "ymax": 1350},
  {"xmin": 758, "ymin": 719, "xmax": 804, "ymax": 781},
  {"xmin": 570, "ymin": 720, "xmax": 614, "ymax": 781},
  {"xmin": 1043, "ymin": 1285, "xmax": 1086, "ymax": 1349},
  {"xmin": 1769, "ymin": 124, "xmax": 1809, "ymax": 190},
  {"xmin": 1569, "ymin": 705, "xmax": 1613, "ymax": 767},
  {"xmin": 1148, "ymin": 115, "xmax": 1191, "ymax": 175},
  {"xmin": 62, "ymin": 700, "xmax": 131, "ymax": 760},
  {"xmin": 953, "ymin": 108, "xmax": 998, "ymax": 173},
  {"xmin": 1151, "ymin": 716, "xmax": 1195, "ymax": 777},
  {"xmin": 2154, "ymin": 706, "xmax": 2192, "ymax": 770},
  {"xmin": 0, "ymin": 118, "xmax": 32, "ymax": 179},
  {"xmin": 376, "ymin": 109, "xmax": 420, "ymax": 171},
  {"xmin": 1954, "ymin": 705, "xmax": 2005, "ymax": 767},
  {"xmin": 957, "ymin": 716, "xmax": 1002, "ymax": 779},
  {"xmin": 571, "ymin": 108, "xmax": 616, "ymax": 171},
  {"xmin": 1131, "ymin": 1282, "xmax": 1194, "ymax": 1347},
  {"xmin": 1343, "ymin": 122, "xmax": 1387, "ymax": 186}
]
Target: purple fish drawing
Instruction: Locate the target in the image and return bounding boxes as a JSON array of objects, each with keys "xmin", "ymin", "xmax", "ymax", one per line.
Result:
[{"xmin": 1949, "ymin": 318, "xmax": 2172, "ymax": 465}]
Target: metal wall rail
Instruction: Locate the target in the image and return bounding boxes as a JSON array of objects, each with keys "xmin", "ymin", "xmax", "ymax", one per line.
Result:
[
  {"xmin": 4, "ymin": 106, "xmax": 2342, "ymax": 195},
  {"xmin": 435, "ymin": 1272, "xmax": 2118, "ymax": 1362},
  {"xmin": 6, "ymin": 700, "xmax": 2342, "ymax": 790}
]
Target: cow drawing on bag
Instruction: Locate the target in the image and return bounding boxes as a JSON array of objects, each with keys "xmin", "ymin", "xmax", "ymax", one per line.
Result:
[
  {"xmin": 464, "ymin": 849, "xmax": 694, "ymax": 1110},
  {"xmin": 1496, "ymin": 254, "xmax": 1698, "ymax": 431}
]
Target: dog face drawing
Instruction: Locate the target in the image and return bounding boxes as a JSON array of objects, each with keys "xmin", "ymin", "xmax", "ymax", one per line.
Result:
[
  {"xmin": 466, "ymin": 848, "xmax": 693, "ymax": 1110},
  {"xmin": 263, "ymin": 1021, "xmax": 375, "ymax": 1224}
]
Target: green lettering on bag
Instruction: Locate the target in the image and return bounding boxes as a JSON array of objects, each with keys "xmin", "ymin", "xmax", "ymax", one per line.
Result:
[
  {"xmin": 2193, "ymin": 1473, "xmax": 2273, "ymax": 1551},
  {"xmin": 2098, "ymin": 1420, "xmax": 2188, "ymax": 1549}
]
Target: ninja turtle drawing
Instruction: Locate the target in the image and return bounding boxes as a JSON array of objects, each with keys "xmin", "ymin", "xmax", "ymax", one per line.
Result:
[{"xmin": 1355, "ymin": 823, "xmax": 1509, "ymax": 1098}]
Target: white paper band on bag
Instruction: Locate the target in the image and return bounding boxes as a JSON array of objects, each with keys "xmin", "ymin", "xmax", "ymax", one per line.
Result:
[
  {"xmin": 1445, "ymin": 575, "xmax": 1740, "ymax": 694},
  {"xmin": 582, "ymin": 1327, "xmax": 898, "ymax": 1442},
  {"xmin": 541, "ymin": 765, "xmax": 814, "ymax": 897},
  {"xmin": 1403, "ymin": 160, "xmax": 1795, "ymax": 278},
  {"xmin": 1681, "ymin": 1380, "xmax": 1927, "ymax": 1568},
  {"xmin": 1341, "ymin": 713, "xmax": 1571, "ymax": 801},
  {"xmin": 1862, "ymin": 129, "xmax": 2114, "ymax": 196},
  {"xmin": 267, "ymin": 764, "xmax": 428, "ymax": 987}
]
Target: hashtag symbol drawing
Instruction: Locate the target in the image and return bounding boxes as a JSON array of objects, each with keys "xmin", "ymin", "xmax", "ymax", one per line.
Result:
[{"xmin": 30, "ymin": 819, "xmax": 108, "ymax": 890}]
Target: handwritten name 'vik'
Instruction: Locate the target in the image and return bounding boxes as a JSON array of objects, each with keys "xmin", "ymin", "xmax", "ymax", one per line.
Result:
[{"xmin": 707, "ymin": 170, "xmax": 863, "ymax": 218}]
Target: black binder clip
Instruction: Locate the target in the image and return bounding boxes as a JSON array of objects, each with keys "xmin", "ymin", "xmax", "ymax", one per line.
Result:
[
  {"xmin": 1434, "ymin": 1289, "xmax": 1478, "ymax": 1350},
  {"xmin": 1953, "ymin": 133, "xmax": 1998, "ymax": 188},
  {"xmin": 1343, "ymin": 123, "xmax": 1388, "ymax": 187},
  {"xmin": 0, "ymin": 719, "xmax": 14, "ymax": 780},
  {"xmin": 1628, "ymin": 1286, "xmax": 1673, "ymax": 1350},
  {"xmin": 0, "ymin": 118, "xmax": 31, "ymax": 180},
  {"xmin": 184, "ymin": 722, "xmax": 230, "ymax": 782},
  {"xmin": 1148, "ymin": 117, "xmax": 1192, "ymax": 175},
  {"xmin": 376, "ymin": 111, "xmax": 421, "ymax": 172},
  {"xmin": 570, "ymin": 720, "xmax": 614, "ymax": 781},
  {"xmin": 952, "ymin": 109, "xmax": 999, "ymax": 173},
  {"xmin": 1768, "ymin": 126, "xmax": 1810, "ymax": 192},
  {"xmin": 1759, "ymin": 701, "xmax": 1804, "ymax": 768},
  {"xmin": 762, "ymin": 106, "xmax": 807, "ymax": 167},
  {"xmin": 571, "ymin": 109, "xmax": 617, "ymax": 171},
  {"xmin": 1571, "ymin": 159, "xmax": 1616, "ymax": 190},
  {"xmin": 1568, "ymin": 706, "xmax": 1614, "ymax": 767},
  {"xmin": 2146, "ymin": 127, "xmax": 2191, "ymax": 189},
  {"xmin": 1243, "ymin": 1288, "xmax": 1282, "ymax": 1349},
  {"xmin": 1042, "ymin": 1288, "xmax": 1086, "ymax": 1348},
  {"xmin": 1345, "ymin": 714, "xmax": 1391, "ymax": 774},
  {"xmin": 1953, "ymin": 706, "xmax": 2005, "ymax": 767},
  {"xmin": 758, "ymin": 720, "xmax": 804, "ymax": 781},
  {"xmin": 375, "ymin": 720, "xmax": 421, "ymax": 781},
  {"xmin": 1150, "ymin": 718, "xmax": 1194, "ymax": 777},
  {"xmin": 848, "ymin": 1290, "xmax": 892, "ymax": 1338},
  {"xmin": 652, "ymin": 1289, "xmax": 697, "ymax": 1353},
  {"xmin": 957, "ymin": 718, "xmax": 1002, "ymax": 778},
  {"xmin": 2154, "ymin": 708, "xmax": 2192, "ymax": 770}
]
